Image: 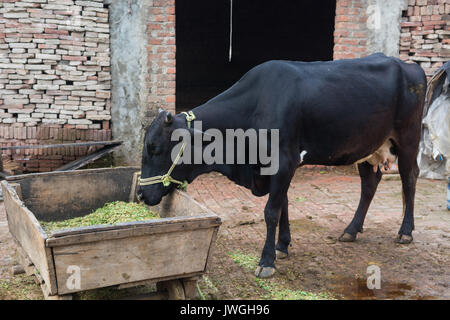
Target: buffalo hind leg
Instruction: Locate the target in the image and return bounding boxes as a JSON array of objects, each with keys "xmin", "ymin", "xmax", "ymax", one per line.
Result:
[
  {"xmin": 395, "ymin": 149, "xmax": 419, "ymax": 244},
  {"xmin": 339, "ymin": 161, "xmax": 382, "ymax": 242},
  {"xmin": 275, "ymin": 195, "xmax": 290, "ymax": 259}
]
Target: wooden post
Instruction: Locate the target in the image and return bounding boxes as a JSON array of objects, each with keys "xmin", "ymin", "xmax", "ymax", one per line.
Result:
[
  {"xmin": 129, "ymin": 171, "xmax": 140, "ymax": 202},
  {"xmin": 157, "ymin": 280, "xmax": 186, "ymax": 300},
  {"xmin": 182, "ymin": 277, "xmax": 200, "ymax": 299}
]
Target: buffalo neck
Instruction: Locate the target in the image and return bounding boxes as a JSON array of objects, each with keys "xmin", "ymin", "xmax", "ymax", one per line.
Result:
[
  {"xmin": 180, "ymin": 86, "xmax": 255, "ymax": 182},
  {"xmin": 190, "ymin": 80, "xmax": 256, "ymax": 132}
]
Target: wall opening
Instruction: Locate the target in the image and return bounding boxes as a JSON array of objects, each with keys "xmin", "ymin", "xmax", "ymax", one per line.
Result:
[{"xmin": 175, "ymin": 0, "xmax": 336, "ymax": 112}]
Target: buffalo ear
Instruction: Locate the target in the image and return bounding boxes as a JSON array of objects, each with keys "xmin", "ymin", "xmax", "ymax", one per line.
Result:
[{"xmin": 165, "ymin": 112, "xmax": 173, "ymax": 125}]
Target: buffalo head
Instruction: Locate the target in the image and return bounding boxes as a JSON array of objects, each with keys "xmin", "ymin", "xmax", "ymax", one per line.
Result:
[{"xmin": 138, "ymin": 110, "xmax": 188, "ymax": 206}]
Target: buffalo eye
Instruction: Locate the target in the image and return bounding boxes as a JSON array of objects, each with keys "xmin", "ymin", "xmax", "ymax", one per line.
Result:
[{"xmin": 165, "ymin": 112, "xmax": 173, "ymax": 124}]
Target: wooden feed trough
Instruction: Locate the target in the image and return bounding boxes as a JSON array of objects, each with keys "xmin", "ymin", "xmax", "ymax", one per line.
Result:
[{"xmin": 1, "ymin": 167, "xmax": 221, "ymax": 300}]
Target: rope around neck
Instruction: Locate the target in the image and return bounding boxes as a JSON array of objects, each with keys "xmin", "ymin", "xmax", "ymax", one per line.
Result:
[{"xmin": 138, "ymin": 111, "xmax": 196, "ymax": 191}]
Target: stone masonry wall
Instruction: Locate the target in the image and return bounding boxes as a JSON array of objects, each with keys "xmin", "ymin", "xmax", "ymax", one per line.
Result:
[
  {"xmin": 399, "ymin": 0, "xmax": 450, "ymax": 78},
  {"xmin": 0, "ymin": 0, "xmax": 111, "ymax": 172}
]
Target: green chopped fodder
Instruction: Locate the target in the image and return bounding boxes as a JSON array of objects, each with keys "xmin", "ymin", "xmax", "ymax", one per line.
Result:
[{"xmin": 40, "ymin": 201, "xmax": 160, "ymax": 232}]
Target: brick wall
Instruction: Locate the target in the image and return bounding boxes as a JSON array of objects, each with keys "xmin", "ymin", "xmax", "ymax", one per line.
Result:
[
  {"xmin": 399, "ymin": 0, "xmax": 449, "ymax": 78},
  {"xmin": 333, "ymin": 0, "xmax": 368, "ymax": 59},
  {"xmin": 334, "ymin": 0, "xmax": 449, "ymax": 76},
  {"xmin": 0, "ymin": 126, "xmax": 111, "ymax": 172},
  {"xmin": 1, "ymin": 0, "xmax": 449, "ymax": 171},
  {"xmin": 147, "ymin": 0, "xmax": 176, "ymax": 115},
  {"xmin": 0, "ymin": 0, "xmax": 112, "ymax": 172}
]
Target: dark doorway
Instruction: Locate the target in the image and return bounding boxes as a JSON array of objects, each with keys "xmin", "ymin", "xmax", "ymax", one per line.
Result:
[{"xmin": 175, "ymin": 0, "xmax": 336, "ymax": 112}]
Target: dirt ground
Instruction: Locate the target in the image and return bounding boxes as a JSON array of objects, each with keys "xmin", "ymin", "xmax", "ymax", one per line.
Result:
[
  {"xmin": 0, "ymin": 166, "xmax": 448, "ymax": 300},
  {"xmin": 191, "ymin": 166, "xmax": 449, "ymax": 300}
]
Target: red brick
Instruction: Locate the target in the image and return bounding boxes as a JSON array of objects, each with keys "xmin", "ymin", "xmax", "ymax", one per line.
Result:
[
  {"xmin": 44, "ymin": 28, "xmax": 69, "ymax": 35},
  {"xmin": 62, "ymin": 55, "xmax": 87, "ymax": 61},
  {"xmin": 165, "ymin": 95, "xmax": 175, "ymax": 103},
  {"xmin": 401, "ymin": 21, "xmax": 423, "ymax": 27}
]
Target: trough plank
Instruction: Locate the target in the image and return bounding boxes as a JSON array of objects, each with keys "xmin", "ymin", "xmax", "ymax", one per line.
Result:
[
  {"xmin": 1, "ymin": 182, "xmax": 58, "ymax": 295},
  {"xmin": 46, "ymin": 214, "xmax": 221, "ymax": 246},
  {"xmin": 117, "ymin": 272, "xmax": 203, "ymax": 290},
  {"xmin": 6, "ymin": 166, "xmax": 139, "ymax": 182},
  {"xmin": 155, "ymin": 189, "xmax": 214, "ymax": 218},
  {"xmin": 204, "ymin": 225, "xmax": 220, "ymax": 272},
  {"xmin": 7, "ymin": 167, "xmax": 139, "ymax": 221},
  {"xmin": 53, "ymin": 227, "xmax": 215, "ymax": 294}
]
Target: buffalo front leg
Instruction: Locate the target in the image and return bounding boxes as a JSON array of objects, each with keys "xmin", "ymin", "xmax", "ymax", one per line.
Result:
[
  {"xmin": 275, "ymin": 195, "xmax": 290, "ymax": 259},
  {"xmin": 256, "ymin": 163, "xmax": 295, "ymax": 278},
  {"xmin": 255, "ymin": 198, "xmax": 282, "ymax": 278},
  {"xmin": 339, "ymin": 161, "xmax": 382, "ymax": 242}
]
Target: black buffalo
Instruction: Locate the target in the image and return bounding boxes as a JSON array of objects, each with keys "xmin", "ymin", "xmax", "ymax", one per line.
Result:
[{"xmin": 139, "ymin": 53, "xmax": 426, "ymax": 278}]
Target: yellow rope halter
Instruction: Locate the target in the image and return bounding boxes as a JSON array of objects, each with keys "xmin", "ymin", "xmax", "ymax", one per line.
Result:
[{"xmin": 138, "ymin": 111, "xmax": 196, "ymax": 191}]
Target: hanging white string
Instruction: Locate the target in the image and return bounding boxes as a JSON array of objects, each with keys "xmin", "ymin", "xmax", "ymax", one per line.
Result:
[{"xmin": 229, "ymin": 0, "xmax": 233, "ymax": 62}]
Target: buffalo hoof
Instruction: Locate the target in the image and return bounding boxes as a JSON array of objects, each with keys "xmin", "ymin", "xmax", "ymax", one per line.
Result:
[
  {"xmin": 395, "ymin": 234, "xmax": 413, "ymax": 244},
  {"xmin": 255, "ymin": 266, "xmax": 276, "ymax": 278},
  {"xmin": 338, "ymin": 232, "xmax": 356, "ymax": 242},
  {"xmin": 276, "ymin": 250, "xmax": 288, "ymax": 260}
]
